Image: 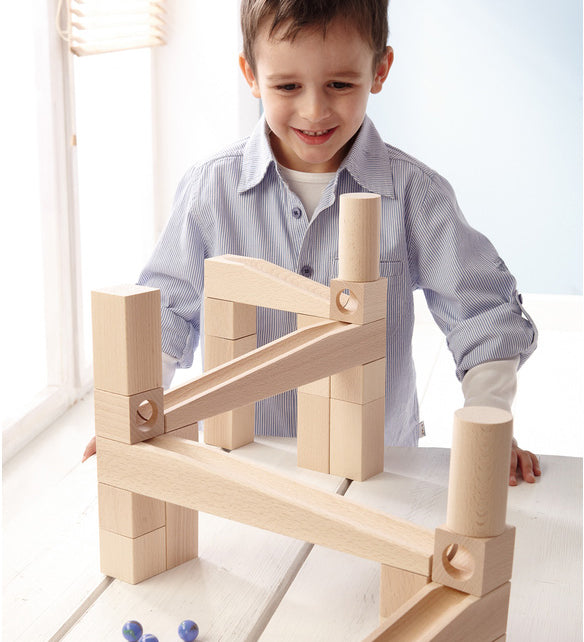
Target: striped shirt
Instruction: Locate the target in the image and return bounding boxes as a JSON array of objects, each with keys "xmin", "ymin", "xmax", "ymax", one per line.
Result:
[{"xmin": 138, "ymin": 115, "xmax": 537, "ymax": 446}]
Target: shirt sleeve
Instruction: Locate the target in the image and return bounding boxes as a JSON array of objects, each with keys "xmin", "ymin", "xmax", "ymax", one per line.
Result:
[
  {"xmin": 407, "ymin": 172, "xmax": 537, "ymax": 381},
  {"xmin": 462, "ymin": 357, "xmax": 519, "ymax": 411},
  {"xmin": 137, "ymin": 167, "xmax": 209, "ymax": 369}
]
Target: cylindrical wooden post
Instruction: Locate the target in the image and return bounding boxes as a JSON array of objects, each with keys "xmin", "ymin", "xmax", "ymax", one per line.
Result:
[
  {"xmin": 446, "ymin": 406, "xmax": 513, "ymax": 537},
  {"xmin": 338, "ymin": 193, "xmax": 381, "ymax": 282}
]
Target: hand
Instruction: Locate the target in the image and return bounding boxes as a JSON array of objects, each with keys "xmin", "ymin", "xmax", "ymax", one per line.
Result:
[
  {"xmin": 510, "ymin": 438, "xmax": 541, "ymax": 486},
  {"xmin": 82, "ymin": 435, "xmax": 96, "ymax": 463}
]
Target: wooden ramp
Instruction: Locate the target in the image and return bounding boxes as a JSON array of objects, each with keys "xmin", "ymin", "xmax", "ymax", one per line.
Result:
[{"xmin": 96, "ymin": 434, "xmax": 433, "ymax": 576}]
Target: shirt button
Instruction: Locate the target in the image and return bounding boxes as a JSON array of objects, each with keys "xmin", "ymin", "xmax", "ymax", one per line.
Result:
[
  {"xmin": 292, "ymin": 207, "xmax": 302, "ymax": 219},
  {"xmin": 300, "ymin": 265, "xmax": 313, "ymax": 278}
]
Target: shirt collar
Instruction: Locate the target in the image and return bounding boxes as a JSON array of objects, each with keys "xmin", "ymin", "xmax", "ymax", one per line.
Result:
[
  {"xmin": 238, "ymin": 114, "xmax": 395, "ymax": 199},
  {"xmin": 238, "ymin": 115, "xmax": 276, "ymax": 194}
]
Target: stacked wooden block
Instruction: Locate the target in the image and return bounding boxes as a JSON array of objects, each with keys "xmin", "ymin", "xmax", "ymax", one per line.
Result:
[
  {"xmin": 203, "ymin": 297, "xmax": 257, "ymax": 450},
  {"xmin": 298, "ymin": 194, "xmax": 387, "ymax": 481},
  {"xmin": 92, "ymin": 285, "xmax": 197, "ymax": 584}
]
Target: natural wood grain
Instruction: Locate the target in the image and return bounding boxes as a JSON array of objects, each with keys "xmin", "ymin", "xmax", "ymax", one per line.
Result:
[
  {"xmin": 362, "ymin": 582, "xmax": 511, "ymax": 642},
  {"xmin": 297, "ymin": 391, "xmax": 330, "ymax": 474},
  {"xmin": 380, "ymin": 565, "xmax": 431, "ymax": 618},
  {"xmin": 98, "ymin": 483, "xmax": 166, "ymax": 538},
  {"xmin": 96, "ymin": 435, "xmax": 434, "ymax": 575},
  {"xmin": 204, "ymin": 254, "xmax": 331, "ymax": 317},
  {"xmin": 164, "ymin": 318, "xmax": 385, "ymax": 431},
  {"xmin": 204, "ymin": 297, "xmax": 256, "ymax": 339}
]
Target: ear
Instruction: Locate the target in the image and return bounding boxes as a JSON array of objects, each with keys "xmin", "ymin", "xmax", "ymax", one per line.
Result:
[
  {"xmin": 239, "ymin": 53, "xmax": 262, "ymax": 99},
  {"xmin": 371, "ymin": 46, "xmax": 394, "ymax": 94}
]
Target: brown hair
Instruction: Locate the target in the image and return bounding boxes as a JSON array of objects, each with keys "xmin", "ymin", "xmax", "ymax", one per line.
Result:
[{"xmin": 241, "ymin": 0, "xmax": 389, "ymax": 72}]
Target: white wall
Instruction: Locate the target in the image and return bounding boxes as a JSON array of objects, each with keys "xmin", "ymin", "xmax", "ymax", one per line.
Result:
[
  {"xmin": 368, "ymin": 0, "xmax": 582, "ymax": 295},
  {"xmin": 151, "ymin": 0, "xmax": 259, "ymax": 238}
]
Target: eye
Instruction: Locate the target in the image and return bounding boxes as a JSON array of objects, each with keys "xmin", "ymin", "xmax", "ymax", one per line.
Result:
[
  {"xmin": 330, "ymin": 82, "xmax": 352, "ymax": 90},
  {"xmin": 277, "ymin": 83, "xmax": 299, "ymax": 92}
]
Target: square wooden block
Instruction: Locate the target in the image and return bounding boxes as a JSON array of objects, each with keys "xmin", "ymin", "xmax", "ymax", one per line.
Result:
[
  {"xmin": 331, "ymin": 358, "xmax": 385, "ymax": 404},
  {"xmin": 329, "ymin": 278, "xmax": 387, "ymax": 325},
  {"xmin": 94, "ymin": 387, "xmax": 164, "ymax": 444},
  {"xmin": 432, "ymin": 525, "xmax": 516, "ymax": 596},
  {"xmin": 166, "ymin": 502, "xmax": 198, "ymax": 569},
  {"xmin": 99, "ymin": 526, "xmax": 166, "ymax": 584},
  {"xmin": 204, "ymin": 334, "xmax": 257, "ymax": 370},
  {"xmin": 204, "ymin": 404, "xmax": 255, "ymax": 450},
  {"xmin": 98, "ymin": 483, "xmax": 166, "ymax": 538},
  {"xmin": 297, "ymin": 391, "xmax": 330, "ymax": 474},
  {"xmin": 330, "ymin": 397, "xmax": 385, "ymax": 481},
  {"xmin": 204, "ymin": 297, "xmax": 256, "ymax": 339},
  {"xmin": 91, "ymin": 286, "xmax": 162, "ymax": 395}
]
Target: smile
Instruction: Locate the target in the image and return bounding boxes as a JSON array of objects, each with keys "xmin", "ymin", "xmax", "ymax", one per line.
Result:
[{"xmin": 293, "ymin": 127, "xmax": 338, "ymax": 144}]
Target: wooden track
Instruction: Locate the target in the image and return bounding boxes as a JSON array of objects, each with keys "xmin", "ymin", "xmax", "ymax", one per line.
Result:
[
  {"xmin": 96, "ymin": 434, "xmax": 433, "ymax": 576},
  {"xmin": 164, "ymin": 318, "xmax": 385, "ymax": 431}
]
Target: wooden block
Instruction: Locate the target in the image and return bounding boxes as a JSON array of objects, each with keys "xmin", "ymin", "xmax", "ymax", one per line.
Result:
[
  {"xmin": 329, "ymin": 278, "xmax": 387, "ymax": 324},
  {"xmin": 380, "ymin": 565, "xmax": 431, "ymax": 619},
  {"xmin": 432, "ymin": 525, "xmax": 515, "ymax": 597},
  {"xmin": 166, "ymin": 502, "xmax": 198, "ymax": 569},
  {"xmin": 91, "ymin": 285, "xmax": 161, "ymax": 395},
  {"xmin": 204, "ymin": 334, "xmax": 257, "ymax": 369},
  {"xmin": 338, "ymin": 193, "xmax": 381, "ymax": 282},
  {"xmin": 164, "ymin": 318, "xmax": 386, "ymax": 431},
  {"xmin": 362, "ymin": 581, "xmax": 511, "ymax": 642},
  {"xmin": 99, "ymin": 526, "xmax": 166, "ymax": 584},
  {"xmin": 98, "ymin": 483, "xmax": 166, "ymax": 538},
  {"xmin": 297, "ymin": 314, "xmax": 331, "ymax": 396},
  {"xmin": 330, "ymin": 397, "xmax": 385, "ymax": 481},
  {"xmin": 204, "ymin": 297, "xmax": 256, "ymax": 339},
  {"xmin": 97, "ymin": 435, "xmax": 434, "ymax": 575},
  {"xmin": 203, "ymin": 333, "xmax": 256, "ymax": 449},
  {"xmin": 204, "ymin": 254, "xmax": 331, "ymax": 317},
  {"xmin": 331, "ymin": 358, "xmax": 385, "ymax": 404},
  {"xmin": 94, "ymin": 387, "xmax": 164, "ymax": 444},
  {"xmin": 204, "ymin": 404, "xmax": 255, "ymax": 450},
  {"xmin": 447, "ymin": 407, "xmax": 513, "ymax": 537},
  {"xmin": 297, "ymin": 391, "xmax": 330, "ymax": 474}
]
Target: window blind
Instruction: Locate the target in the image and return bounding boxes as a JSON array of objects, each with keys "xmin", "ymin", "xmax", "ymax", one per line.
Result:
[{"xmin": 60, "ymin": 0, "xmax": 167, "ymax": 56}]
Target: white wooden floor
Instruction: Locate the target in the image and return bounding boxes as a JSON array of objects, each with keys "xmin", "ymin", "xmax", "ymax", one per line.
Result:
[{"xmin": 2, "ymin": 292, "xmax": 582, "ymax": 641}]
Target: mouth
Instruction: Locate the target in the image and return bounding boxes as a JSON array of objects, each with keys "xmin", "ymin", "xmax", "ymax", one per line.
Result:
[{"xmin": 293, "ymin": 127, "xmax": 337, "ymax": 144}]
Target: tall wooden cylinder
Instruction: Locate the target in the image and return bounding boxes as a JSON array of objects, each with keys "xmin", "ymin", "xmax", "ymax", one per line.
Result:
[
  {"xmin": 338, "ymin": 193, "xmax": 381, "ymax": 282},
  {"xmin": 446, "ymin": 406, "xmax": 513, "ymax": 537}
]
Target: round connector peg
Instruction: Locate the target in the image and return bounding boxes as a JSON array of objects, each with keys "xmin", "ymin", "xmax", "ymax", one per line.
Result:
[
  {"xmin": 122, "ymin": 621, "xmax": 143, "ymax": 642},
  {"xmin": 178, "ymin": 619, "xmax": 199, "ymax": 641}
]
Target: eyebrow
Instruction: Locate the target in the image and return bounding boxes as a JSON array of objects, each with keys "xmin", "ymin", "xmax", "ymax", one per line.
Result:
[{"xmin": 266, "ymin": 71, "xmax": 364, "ymax": 81}]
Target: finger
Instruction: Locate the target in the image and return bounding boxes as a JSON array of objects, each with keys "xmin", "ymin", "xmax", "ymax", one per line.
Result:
[
  {"xmin": 82, "ymin": 437, "xmax": 97, "ymax": 463},
  {"xmin": 517, "ymin": 449, "xmax": 539, "ymax": 483},
  {"xmin": 509, "ymin": 448, "xmax": 518, "ymax": 486}
]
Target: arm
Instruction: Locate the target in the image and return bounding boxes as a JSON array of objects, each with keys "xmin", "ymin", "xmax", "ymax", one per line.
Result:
[{"xmin": 462, "ymin": 358, "xmax": 541, "ymax": 485}]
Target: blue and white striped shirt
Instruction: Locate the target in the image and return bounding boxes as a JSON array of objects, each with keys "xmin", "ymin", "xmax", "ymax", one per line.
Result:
[{"xmin": 138, "ymin": 115, "xmax": 537, "ymax": 446}]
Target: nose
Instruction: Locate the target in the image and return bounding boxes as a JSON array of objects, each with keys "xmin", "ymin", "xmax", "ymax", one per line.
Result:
[{"xmin": 298, "ymin": 88, "xmax": 331, "ymax": 124}]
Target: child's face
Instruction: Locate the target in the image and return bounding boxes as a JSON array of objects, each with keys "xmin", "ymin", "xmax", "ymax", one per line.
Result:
[{"xmin": 240, "ymin": 18, "xmax": 393, "ymax": 173}]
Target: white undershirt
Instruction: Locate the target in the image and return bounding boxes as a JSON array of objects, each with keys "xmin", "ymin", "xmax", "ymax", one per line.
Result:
[{"xmin": 278, "ymin": 164, "xmax": 336, "ymax": 221}]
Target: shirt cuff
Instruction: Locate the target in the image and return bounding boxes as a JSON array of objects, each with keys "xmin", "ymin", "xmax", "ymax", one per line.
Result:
[
  {"xmin": 462, "ymin": 357, "xmax": 520, "ymax": 412},
  {"xmin": 162, "ymin": 352, "xmax": 178, "ymax": 390}
]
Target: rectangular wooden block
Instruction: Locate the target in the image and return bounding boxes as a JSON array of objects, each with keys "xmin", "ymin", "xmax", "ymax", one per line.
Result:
[
  {"xmin": 432, "ymin": 525, "xmax": 516, "ymax": 597},
  {"xmin": 331, "ymin": 358, "xmax": 385, "ymax": 404},
  {"xmin": 204, "ymin": 404, "xmax": 255, "ymax": 450},
  {"xmin": 94, "ymin": 387, "xmax": 164, "ymax": 444},
  {"xmin": 98, "ymin": 483, "xmax": 166, "ymax": 538},
  {"xmin": 203, "ymin": 333, "xmax": 256, "ymax": 449},
  {"xmin": 204, "ymin": 334, "xmax": 257, "ymax": 370},
  {"xmin": 297, "ymin": 391, "xmax": 330, "ymax": 474},
  {"xmin": 329, "ymin": 278, "xmax": 387, "ymax": 325},
  {"xmin": 99, "ymin": 526, "xmax": 166, "ymax": 584},
  {"xmin": 330, "ymin": 397, "xmax": 385, "ymax": 481},
  {"xmin": 380, "ymin": 564, "xmax": 431, "ymax": 619},
  {"xmin": 297, "ymin": 313, "xmax": 331, "ymax": 396},
  {"xmin": 204, "ymin": 297, "xmax": 256, "ymax": 339},
  {"xmin": 166, "ymin": 502, "xmax": 198, "ymax": 569},
  {"xmin": 91, "ymin": 285, "xmax": 162, "ymax": 395}
]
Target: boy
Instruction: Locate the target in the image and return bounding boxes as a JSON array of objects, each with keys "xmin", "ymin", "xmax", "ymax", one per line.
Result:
[{"xmin": 84, "ymin": 0, "xmax": 540, "ymax": 485}]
